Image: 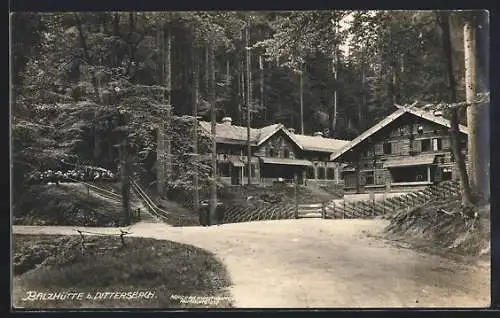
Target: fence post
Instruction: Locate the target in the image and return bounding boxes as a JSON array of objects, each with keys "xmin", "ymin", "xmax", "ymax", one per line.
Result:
[
  {"xmin": 322, "ymin": 202, "xmax": 326, "ymax": 219},
  {"xmin": 342, "ymin": 200, "xmax": 346, "ymax": 219},
  {"xmin": 294, "ymin": 174, "xmax": 299, "ymax": 219},
  {"xmin": 332, "ymin": 202, "xmax": 336, "ymax": 219},
  {"xmin": 77, "ymin": 230, "xmax": 85, "ymax": 255},
  {"xmin": 120, "ymin": 232, "xmax": 126, "ymax": 247}
]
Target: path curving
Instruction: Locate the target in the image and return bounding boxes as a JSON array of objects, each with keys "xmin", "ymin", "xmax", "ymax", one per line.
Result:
[{"xmin": 13, "ymin": 219, "xmax": 490, "ymax": 308}]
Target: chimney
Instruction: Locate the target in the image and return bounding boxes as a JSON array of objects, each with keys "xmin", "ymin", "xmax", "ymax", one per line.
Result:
[
  {"xmin": 313, "ymin": 131, "xmax": 324, "ymax": 138},
  {"xmin": 221, "ymin": 117, "xmax": 232, "ymax": 125},
  {"xmin": 287, "ymin": 128, "xmax": 296, "ymax": 134},
  {"xmin": 433, "ymin": 110, "xmax": 443, "ymax": 117}
]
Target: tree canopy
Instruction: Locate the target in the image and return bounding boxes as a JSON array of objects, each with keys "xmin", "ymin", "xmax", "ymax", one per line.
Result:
[{"xmin": 11, "ymin": 10, "xmax": 488, "ymax": 196}]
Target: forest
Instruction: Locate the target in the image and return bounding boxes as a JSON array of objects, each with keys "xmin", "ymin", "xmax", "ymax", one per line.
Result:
[{"xmin": 11, "ymin": 10, "xmax": 489, "ymax": 208}]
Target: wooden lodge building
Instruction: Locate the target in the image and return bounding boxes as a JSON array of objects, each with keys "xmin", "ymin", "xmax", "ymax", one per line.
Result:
[
  {"xmin": 330, "ymin": 105, "xmax": 469, "ymax": 193},
  {"xmin": 198, "ymin": 117, "xmax": 349, "ymax": 188},
  {"xmin": 196, "ymin": 105, "xmax": 468, "ymax": 195}
]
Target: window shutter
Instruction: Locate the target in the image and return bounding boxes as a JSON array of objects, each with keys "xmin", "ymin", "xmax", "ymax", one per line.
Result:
[{"xmin": 391, "ymin": 142, "xmax": 398, "ymax": 155}]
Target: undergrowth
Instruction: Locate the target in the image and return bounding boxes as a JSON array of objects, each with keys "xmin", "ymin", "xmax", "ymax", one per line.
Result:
[{"xmin": 385, "ymin": 197, "xmax": 490, "ymax": 260}]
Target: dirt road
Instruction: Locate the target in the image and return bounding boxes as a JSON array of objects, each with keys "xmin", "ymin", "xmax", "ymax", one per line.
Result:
[{"xmin": 13, "ymin": 219, "xmax": 490, "ymax": 308}]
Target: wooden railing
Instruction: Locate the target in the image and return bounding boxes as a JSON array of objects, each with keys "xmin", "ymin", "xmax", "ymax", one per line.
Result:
[{"xmin": 75, "ymin": 228, "xmax": 131, "ymax": 255}]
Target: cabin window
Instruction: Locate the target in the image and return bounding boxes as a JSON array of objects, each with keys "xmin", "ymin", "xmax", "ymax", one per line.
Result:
[
  {"xmin": 269, "ymin": 148, "xmax": 276, "ymax": 157},
  {"xmin": 365, "ymin": 171, "xmax": 375, "ymax": 185},
  {"xmin": 421, "ymin": 139, "xmax": 431, "ymax": 152},
  {"xmin": 218, "ymin": 162, "xmax": 230, "ymax": 177},
  {"xmin": 327, "ymin": 168, "xmax": 335, "ymax": 180},
  {"xmin": 383, "ymin": 142, "xmax": 392, "ymax": 155},
  {"xmin": 317, "ymin": 167, "xmax": 326, "ymax": 180},
  {"xmin": 284, "ymin": 148, "xmax": 290, "ymax": 158},
  {"xmin": 432, "ymin": 138, "xmax": 442, "ymax": 151},
  {"xmin": 243, "ymin": 164, "xmax": 256, "ymax": 177},
  {"xmin": 306, "ymin": 166, "xmax": 315, "ymax": 179}
]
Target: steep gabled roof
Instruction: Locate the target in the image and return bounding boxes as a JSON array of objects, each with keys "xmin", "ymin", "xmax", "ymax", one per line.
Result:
[
  {"xmin": 199, "ymin": 121, "xmax": 349, "ymax": 153},
  {"xmin": 399, "ymin": 105, "xmax": 469, "ymax": 134},
  {"xmin": 330, "ymin": 106, "xmax": 469, "ymax": 162},
  {"xmin": 198, "ymin": 121, "xmax": 282, "ymax": 145},
  {"xmin": 293, "ymin": 134, "xmax": 350, "ymax": 152}
]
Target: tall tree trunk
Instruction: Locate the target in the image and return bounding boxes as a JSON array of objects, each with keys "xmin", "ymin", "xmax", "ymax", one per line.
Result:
[
  {"xmin": 464, "ymin": 18, "xmax": 479, "ymax": 196},
  {"xmin": 299, "ymin": 65, "xmax": 304, "ymax": 135},
  {"xmin": 209, "ymin": 41, "xmax": 217, "ymax": 225},
  {"xmin": 439, "ymin": 12, "xmax": 473, "ymax": 206},
  {"xmin": 360, "ymin": 42, "xmax": 367, "ymax": 131},
  {"xmin": 205, "ymin": 46, "xmax": 209, "ymax": 99},
  {"xmin": 391, "ymin": 65, "xmax": 398, "ymax": 105},
  {"xmin": 329, "ymin": 20, "xmax": 339, "ymax": 138},
  {"xmin": 240, "ymin": 60, "xmax": 245, "ymax": 124},
  {"xmin": 113, "ymin": 12, "xmax": 120, "ymax": 37},
  {"xmin": 156, "ymin": 29, "xmax": 165, "ymax": 196},
  {"xmin": 164, "ymin": 26, "xmax": 172, "ymax": 189},
  {"xmin": 260, "ymin": 55, "xmax": 265, "ymax": 122},
  {"xmin": 193, "ymin": 45, "xmax": 200, "ymax": 215},
  {"xmin": 245, "ymin": 24, "xmax": 252, "ymax": 186},
  {"xmin": 474, "ymin": 11, "xmax": 490, "ymax": 202},
  {"xmin": 330, "ymin": 55, "xmax": 338, "ymax": 138},
  {"xmin": 120, "ymin": 137, "xmax": 130, "ymax": 226}
]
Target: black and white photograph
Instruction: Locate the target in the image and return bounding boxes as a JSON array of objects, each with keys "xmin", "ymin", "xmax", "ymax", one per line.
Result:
[{"xmin": 11, "ymin": 10, "xmax": 490, "ymax": 309}]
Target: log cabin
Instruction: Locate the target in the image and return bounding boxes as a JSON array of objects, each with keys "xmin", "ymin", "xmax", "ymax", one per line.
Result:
[
  {"xmin": 198, "ymin": 117, "xmax": 349, "ymax": 192},
  {"xmin": 330, "ymin": 105, "xmax": 469, "ymax": 194}
]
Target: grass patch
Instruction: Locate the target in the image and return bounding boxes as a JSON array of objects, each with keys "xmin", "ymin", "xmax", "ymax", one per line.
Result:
[
  {"xmin": 12, "ymin": 234, "xmax": 233, "ymax": 309},
  {"xmin": 13, "ymin": 184, "xmax": 123, "ymax": 227}
]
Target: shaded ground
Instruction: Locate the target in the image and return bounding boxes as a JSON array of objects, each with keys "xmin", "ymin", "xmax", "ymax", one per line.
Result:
[
  {"xmin": 385, "ymin": 199, "xmax": 490, "ymax": 262},
  {"xmin": 12, "ymin": 184, "xmax": 127, "ymax": 227},
  {"xmin": 13, "ymin": 219, "xmax": 490, "ymax": 308},
  {"xmin": 12, "ymin": 234, "xmax": 232, "ymax": 309}
]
